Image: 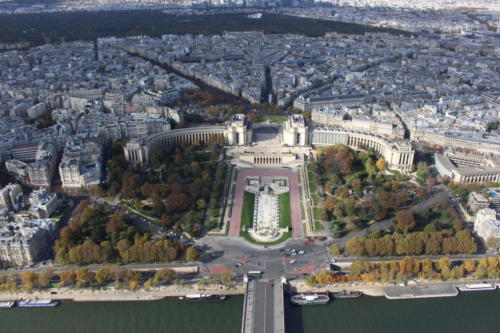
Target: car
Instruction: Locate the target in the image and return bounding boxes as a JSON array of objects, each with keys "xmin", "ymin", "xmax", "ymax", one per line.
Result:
[
  {"xmin": 330, "ymin": 259, "xmax": 336, "ymax": 263},
  {"xmin": 298, "ymin": 250, "xmax": 305, "ymax": 255},
  {"xmin": 290, "ymin": 260, "xmax": 296, "ymax": 264}
]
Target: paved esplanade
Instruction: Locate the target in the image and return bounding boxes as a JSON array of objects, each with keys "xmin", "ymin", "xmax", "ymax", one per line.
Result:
[{"xmin": 242, "ymin": 280, "xmax": 285, "ymax": 333}]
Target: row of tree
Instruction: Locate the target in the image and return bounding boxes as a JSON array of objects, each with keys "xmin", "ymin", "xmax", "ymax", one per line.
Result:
[
  {"xmin": 348, "ymin": 256, "xmax": 500, "ymax": 282},
  {"xmin": 345, "ymin": 229, "xmax": 478, "ymax": 257},
  {"xmin": 0, "ymin": 267, "xmax": 178, "ymax": 292},
  {"xmin": 306, "ymin": 257, "xmax": 500, "ymax": 286},
  {"xmin": 0, "ymin": 268, "xmax": 237, "ymax": 293}
]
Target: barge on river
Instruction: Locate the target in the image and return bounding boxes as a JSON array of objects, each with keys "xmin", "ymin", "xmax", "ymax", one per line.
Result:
[
  {"xmin": 457, "ymin": 283, "xmax": 497, "ymax": 292},
  {"xmin": 290, "ymin": 293, "xmax": 330, "ymax": 306},
  {"xmin": 179, "ymin": 294, "xmax": 226, "ymax": 301},
  {"xmin": 18, "ymin": 300, "xmax": 59, "ymax": 308}
]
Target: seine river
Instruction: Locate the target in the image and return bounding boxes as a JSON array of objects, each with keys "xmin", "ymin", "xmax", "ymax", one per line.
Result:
[{"xmin": 0, "ymin": 292, "xmax": 499, "ymax": 333}]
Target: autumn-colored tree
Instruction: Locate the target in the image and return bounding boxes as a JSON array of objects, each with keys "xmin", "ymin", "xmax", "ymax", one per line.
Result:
[
  {"xmin": 186, "ymin": 247, "xmax": 200, "ymax": 262},
  {"xmin": 128, "ymin": 280, "xmax": 139, "ymax": 290},
  {"xmin": 58, "ymin": 270, "xmax": 77, "ymax": 287},
  {"xmin": 330, "ymin": 244, "xmax": 342, "ymax": 256},
  {"xmin": 106, "ymin": 211, "xmax": 125, "ymax": 234},
  {"xmin": 463, "ymin": 260, "xmax": 476, "ymax": 273},
  {"xmin": 22, "ymin": 271, "xmax": 39, "ymax": 290},
  {"xmin": 394, "ymin": 210, "xmax": 416, "ymax": 232},
  {"xmin": 324, "ymin": 197, "xmax": 336, "ymax": 213},
  {"xmin": 38, "ymin": 269, "xmax": 54, "ymax": 288},
  {"xmin": 155, "ymin": 269, "xmax": 176, "ymax": 283},
  {"xmin": 95, "ymin": 268, "xmax": 110, "ymax": 285},
  {"xmin": 345, "ymin": 238, "xmax": 366, "ymax": 256},
  {"xmin": 165, "ymin": 193, "xmax": 191, "ymax": 212},
  {"xmin": 375, "ymin": 157, "xmax": 386, "ymax": 171},
  {"xmin": 438, "ymin": 257, "xmax": 451, "ymax": 273}
]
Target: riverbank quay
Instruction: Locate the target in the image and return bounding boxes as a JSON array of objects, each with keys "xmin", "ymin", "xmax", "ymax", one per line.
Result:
[
  {"xmin": 0, "ymin": 283, "xmax": 245, "ymax": 303},
  {"xmin": 289, "ymin": 278, "xmax": 499, "ymax": 299},
  {"xmin": 384, "ymin": 285, "xmax": 459, "ymax": 300}
]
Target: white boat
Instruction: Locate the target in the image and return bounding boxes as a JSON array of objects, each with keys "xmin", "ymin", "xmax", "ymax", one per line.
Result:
[
  {"xmin": 0, "ymin": 301, "xmax": 16, "ymax": 308},
  {"xmin": 181, "ymin": 294, "xmax": 226, "ymax": 301},
  {"xmin": 457, "ymin": 283, "xmax": 497, "ymax": 292},
  {"xmin": 18, "ymin": 300, "xmax": 59, "ymax": 307}
]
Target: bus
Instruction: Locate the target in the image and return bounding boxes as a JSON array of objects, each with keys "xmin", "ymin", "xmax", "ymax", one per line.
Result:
[{"xmin": 247, "ymin": 270, "xmax": 263, "ymax": 277}]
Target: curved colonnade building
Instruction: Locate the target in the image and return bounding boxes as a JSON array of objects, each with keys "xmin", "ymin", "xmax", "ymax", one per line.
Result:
[
  {"xmin": 124, "ymin": 114, "xmax": 252, "ymax": 164},
  {"xmin": 124, "ymin": 114, "xmax": 415, "ymax": 172},
  {"xmin": 310, "ymin": 128, "xmax": 414, "ymax": 171}
]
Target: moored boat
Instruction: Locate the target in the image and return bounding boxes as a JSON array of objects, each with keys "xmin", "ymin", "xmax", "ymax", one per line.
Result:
[
  {"xmin": 290, "ymin": 293, "xmax": 330, "ymax": 306},
  {"xmin": 18, "ymin": 300, "xmax": 59, "ymax": 307},
  {"xmin": 332, "ymin": 290, "xmax": 363, "ymax": 299},
  {"xmin": 0, "ymin": 301, "xmax": 16, "ymax": 308},
  {"xmin": 457, "ymin": 283, "xmax": 496, "ymax": 292},
  {"xmin": 179, "ymin": 294, "xmax": 226, "ymax": 301}
]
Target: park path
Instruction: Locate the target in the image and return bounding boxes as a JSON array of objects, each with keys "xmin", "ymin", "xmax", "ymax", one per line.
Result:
[{"xmin": 229, "ymin": 169, "xmax": 302, "ymax": 238}]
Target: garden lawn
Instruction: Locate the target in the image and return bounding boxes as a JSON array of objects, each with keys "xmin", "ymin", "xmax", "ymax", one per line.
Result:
[
  {"xmin": 241, "ymin": 191, "xmax": 255, "ymax": 228},
  {"xmin": 279, "ymin": 192, "xmax": 292, "ymax": 228}
]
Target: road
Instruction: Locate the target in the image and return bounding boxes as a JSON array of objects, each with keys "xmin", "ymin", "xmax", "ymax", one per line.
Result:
[
  {"xmin": 3, "ymin": 230, "xmax": 495, "ymax": 279},
  {"xmin": 253, "ymin": 281, "xmax": 275, "ymax": 333}
]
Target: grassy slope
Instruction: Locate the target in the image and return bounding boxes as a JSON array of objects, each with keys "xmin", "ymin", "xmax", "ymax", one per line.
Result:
[
  {"xmin": 241, "ymin": 191, "xmax": 255, "ymax": 229},
  {"xmin": 278, "ymin": 192, "xmax": 291, "ymax": 229}
]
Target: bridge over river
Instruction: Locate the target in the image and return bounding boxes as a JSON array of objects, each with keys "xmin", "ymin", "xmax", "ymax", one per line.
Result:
[{"xmin": 241, "ymin": 279, "xmax": 285, "ymax": 333}]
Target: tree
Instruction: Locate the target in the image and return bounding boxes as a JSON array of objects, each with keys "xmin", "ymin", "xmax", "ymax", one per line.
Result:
[
  {"xmin": 196, "ymin": 199, "xmax": 207, "ymax": 210},
  {"xmin": 333, "ymin": 204, "xmax": 344, "ymax": 220},
  {"xmin": 186, "ymin": 247, "xmax": 200, "ymax": 262},
  {"xmin": 160, "ymin": 215, "xmax": 173, "ymax": 228},
  {"xmin": 155, "ymin": 268, "xmax": 176, "ymax": 283},
  {"xmin": 22, "ymin": 271, "xmax": 39, "ymax": 290},
  {"xmin": 344, "ymin": 198, "xmax": 357, "ymax": 217},
  {"xmin": 324, "ymin": 197, "xmax": 336, "ymax": 213},
  {"xmin": 330, "ymin": 244, "xmax": 342, "ymax": 256},
  {"xmin": 375, "ymin": 157, "xmax": 386, "ymax": 171},
  {"xmin": 128, "ymin": 280, "xmax": 139, "ymax": 290},
  {"xmin": 364, "ymin": 158, "xmax": 376, "ymax": 177},
  {"xmin": 38, "ymin": 269, "xmax": 54, "ymax": 288},
  {"xmin": 305, "ymin": 275, "xmax": 317, "ymax": 287},
  {"xmin": 95, "ymin": 268, "xmax": 110, "ymax": 285},
  {"xmin": 438, "ymin": 257, "xmax": 451, "ymax": 273},
  {"xmin": 416, "ymin": 162, "xmax": 429, "ymax": 185},
  {"xmin": 464, "ymin": 260, "xmax": 476, "ymax": 273},
  {"xmin": 377, "ymin": 191, "xmax": 393, "ymax": 210},
  {"xmin": 345, "ymin": 238, "xmax": 366, "ymax": 256},
  {"xmin": 58, "ymin": 270, "xmax": 77, "ymax": 287},
  {"xmin": 394, "ymin": 210, "xmax": 416, "ymax": 232}
]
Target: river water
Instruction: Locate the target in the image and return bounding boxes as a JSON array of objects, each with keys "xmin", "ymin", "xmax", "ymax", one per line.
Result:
[
  {"xmin": 286, "ymin": 291, "xmax": 500, "ymax": 333},
  {"xmin": 0, "ymin": 292, "xmax": 499, "ymax": 333},
  {"xmin": 0, "ymin": 296, "xmax": 244, "ymax": 333}
]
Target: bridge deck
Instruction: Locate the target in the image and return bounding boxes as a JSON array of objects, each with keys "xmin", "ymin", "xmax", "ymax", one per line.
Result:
[{"xmin": 242, "ymin": 280, "xmax": 285, "ymax": 333}]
